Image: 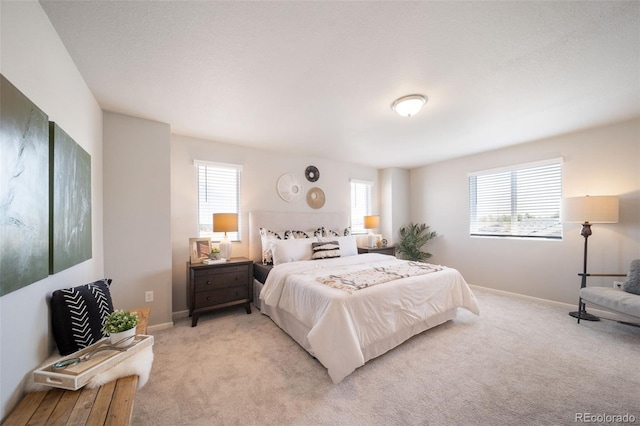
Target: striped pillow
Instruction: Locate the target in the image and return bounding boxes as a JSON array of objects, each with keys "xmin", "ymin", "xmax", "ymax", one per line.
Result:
[
  {"xmin": 312, "ymin": 241, "xmax": 340, "ymax": 260},
  {"xmin": 51, "ymin": 279, "xmax": 114, "ymax": 355}
]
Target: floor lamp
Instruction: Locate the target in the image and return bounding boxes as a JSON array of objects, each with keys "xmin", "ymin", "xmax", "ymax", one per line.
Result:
[
  {"xmin": 213, "ymin": 213, "xmax": 238, "ymax": 261},
  {"xmin": 562, "ymin": 195, "xmax": 619, "ymax": 321}
]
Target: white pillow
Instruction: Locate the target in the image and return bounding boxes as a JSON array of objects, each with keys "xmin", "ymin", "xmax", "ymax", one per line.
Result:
[
  {"xmin": 259, "ymin": 228, "xmax": 287, "ymax": 264},
  {"xmin": 270, "ymin": 237, "xmax": 318, "ymax": 265},
  {"xmin": 319, "ymin": 235, "xmax": 357, "ymax": 257}
]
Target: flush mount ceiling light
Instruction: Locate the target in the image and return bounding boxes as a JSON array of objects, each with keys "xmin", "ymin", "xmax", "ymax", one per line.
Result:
[{"xmin": 391, "ymin": 94, "xmax": 427, "ymax": 117}]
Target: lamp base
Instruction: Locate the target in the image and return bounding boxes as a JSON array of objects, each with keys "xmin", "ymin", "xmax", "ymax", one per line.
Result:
[
  {"xmin": 569, "ymin": 311, "xmax": 599, "ymax": 321},
  {"xmin": 219, "ymin": 236, "xmax": 232, "ymax": 261}
]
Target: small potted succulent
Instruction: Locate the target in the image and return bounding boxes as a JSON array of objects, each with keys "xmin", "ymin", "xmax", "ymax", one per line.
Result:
[
  {"xmin": 210, "ymin": 247, "xmax": 221, "ymax": 260},
  {"xmin": 103, "ymin": 310, "xmax": 139, "ymax": 346}
]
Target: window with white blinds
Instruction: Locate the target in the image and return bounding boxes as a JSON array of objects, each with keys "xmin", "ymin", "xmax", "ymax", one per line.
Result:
[
  {"xmin": 469, "ymin": 159, "xmax": 562, "ymax": 239},
  {"xmin": 350, "ymin": 180, "xmax": 372, "ymax": 234},
  {"xmin": 195, "ymin": 161, "xmax": 241, "ymax": 242}
]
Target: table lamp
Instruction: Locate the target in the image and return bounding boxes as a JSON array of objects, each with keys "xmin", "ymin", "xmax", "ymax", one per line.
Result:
[
  {"xmin": 213, "ymin": 213, "xmax": 238, "ymax": 261},
  {"xmin": 364, "ymin": 215, "xmax": 380, "ymax": 248}
]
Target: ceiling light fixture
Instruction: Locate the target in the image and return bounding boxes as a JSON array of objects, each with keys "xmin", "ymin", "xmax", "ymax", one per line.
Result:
[{"xmin": 391, "ymin": 94, "xmax": 427, "ymax": 117}]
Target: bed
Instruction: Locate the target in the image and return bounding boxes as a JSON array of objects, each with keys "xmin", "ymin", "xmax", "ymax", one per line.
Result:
[{"xmin": 249, "ymin": 211, "xmax": 479, "ymax": 383}]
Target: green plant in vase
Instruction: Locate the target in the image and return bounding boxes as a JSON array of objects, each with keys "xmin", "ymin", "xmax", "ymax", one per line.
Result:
[
  {"xmin": 210, "ymin": 247, "xmax": 221, "ymax": 260},
  {"xmin": 103, "ymin": 310, "xmax": 139, "ymax": 345},
  {"xmin": 396, "ymin": 222, "xmax": 438, "ymax": 262}
]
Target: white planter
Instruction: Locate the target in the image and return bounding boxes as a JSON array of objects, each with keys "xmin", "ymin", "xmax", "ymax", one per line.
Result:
[{"xmin": 109, "ymin": 326, "xmax": 136, "ymax": 346}]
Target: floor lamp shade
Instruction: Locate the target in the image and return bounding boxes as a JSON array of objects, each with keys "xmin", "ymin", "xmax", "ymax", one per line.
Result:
[
  {"xmin": 213, "ymin": 213, "xmax": 238, "ymax": 260},
  {"xmin": 561, "ymin": 196, "xmax": 619, "ymax": 224}
]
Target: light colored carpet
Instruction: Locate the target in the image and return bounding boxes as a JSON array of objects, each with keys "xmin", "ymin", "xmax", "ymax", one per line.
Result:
[{"xmin": 133, "ymin": 288, "xmax": 640, "ymax": 425}]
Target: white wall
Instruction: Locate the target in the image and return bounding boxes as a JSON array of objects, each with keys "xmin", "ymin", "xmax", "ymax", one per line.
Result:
[
  {"xmin": 171, "ymin": 134, "xmax": 379, "ymax": 314},
  {"xmin": 410, "ymin": 119, "xmax": 640, "ymax": 305},
  {"xmin": 379, "ymin": 168, "xmax": 410, "ymax": 245},
  {"xmin": 103, "ymin": 112, "xmax": 173, "ymax": 328},
  {"xmin": 0, "ymin": 1, "xmax": 104, "ymax": 419}
]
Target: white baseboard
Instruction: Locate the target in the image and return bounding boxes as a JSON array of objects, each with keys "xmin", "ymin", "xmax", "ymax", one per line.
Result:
[
  {"xmin": 469, "ymin": 284, "xmax": 575, "ymax": 309},
  {"xmin": 172, "ymin": 310, "xmax": 189, "ymax": 320},
  {"xmin": 148, "ymin": 322, "xmax": 173, "ymax": 333},
  {"xmin": 163, "ymin": 287, "xmax": 636, "ymax": 329},
  {"xmin": 469, "ymin": 284, "xmax": 638, "ymax": 324}
]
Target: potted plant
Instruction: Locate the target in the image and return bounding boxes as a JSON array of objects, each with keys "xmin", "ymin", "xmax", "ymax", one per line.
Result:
[
  {"xmin": 210, "ymin": 247, "xmax": 221, "ymax": 260},
  {"xmin": 103, "ymin": 310, "xmax": 139, "ymax": 346},
  {"xmin": 396, "ymin": 222, "xmax": 438, "ymax": 262}
]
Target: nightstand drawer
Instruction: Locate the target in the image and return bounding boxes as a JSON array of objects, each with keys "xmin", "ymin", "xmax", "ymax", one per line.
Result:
[
  {"xmin": 194, "ymin": 269, "xmax": 249, "ymax": 292},
  {"xmin": 193, "ymin": 264, "xmax": 248, "ymax": 278},
  {"xmin": 194, "ymin": 286, "xmax": 249, "ymax": 309}
]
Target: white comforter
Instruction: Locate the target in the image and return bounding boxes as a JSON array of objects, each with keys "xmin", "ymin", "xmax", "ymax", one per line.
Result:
[{"xmin": 260, "ymin": 253, "xmax": 479, "ymax": 383}]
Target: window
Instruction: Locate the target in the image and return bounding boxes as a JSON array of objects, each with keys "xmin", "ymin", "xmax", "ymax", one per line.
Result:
[
  {"xmin": 350, "ymin": 180, "xmax": 372, "ymax": 234},
  {"xmin": 469, "ymin": 159, "xmax": 562, "ymax": 239},
  {"xmin": 195, "ymin": 161, "xmax": 241, "ymax": 242}
]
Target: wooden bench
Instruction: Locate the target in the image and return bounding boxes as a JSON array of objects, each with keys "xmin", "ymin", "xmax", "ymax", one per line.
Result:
[{"xmin": 2, "ymin": 308, "xmax": 150, "ymax": 426}]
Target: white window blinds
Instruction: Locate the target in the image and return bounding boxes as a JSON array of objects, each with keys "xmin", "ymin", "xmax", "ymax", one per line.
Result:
[
  {"xmin": 469, "ymin": 159, "xmax": 562, "ymax": 239},
  {"xmin": 195, "ymin": 161, "xmax": 241, "ymax": 242},
  {"xmin": 350, "ymin": 180, "xmax": 372, "ymax": 234}
]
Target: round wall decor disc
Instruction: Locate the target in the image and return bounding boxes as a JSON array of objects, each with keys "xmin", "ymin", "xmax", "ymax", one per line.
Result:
[
  {"xmin": 305, "ymin": 165, "xmax": 320, "ymax": 182},
  {"xmin": 307, "ymin": 187, "xmax": 325, "ymax": 209},
  {"xmin": 277, "ymin": 173, "xmax": 303, "ymax": 203}
]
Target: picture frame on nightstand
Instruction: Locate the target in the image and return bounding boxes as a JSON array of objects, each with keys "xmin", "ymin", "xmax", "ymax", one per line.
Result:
[{"xmin": 189, "ymin": 237, "xmax": 211, "ymax": 264}]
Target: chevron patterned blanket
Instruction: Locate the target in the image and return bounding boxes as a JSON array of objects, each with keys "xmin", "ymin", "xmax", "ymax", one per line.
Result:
[{"xmin": 317, "ymin": 261, "xmax": 444, "ymax": 293}]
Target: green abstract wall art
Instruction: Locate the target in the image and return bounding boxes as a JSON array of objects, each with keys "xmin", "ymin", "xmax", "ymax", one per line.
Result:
[
  {"xmin": 0, "ymin": 74, "xmax": 50, "ymax": 296},
  {"xmin": 50, "ymin": 122, "xmax": 92, "ymax": 274}
]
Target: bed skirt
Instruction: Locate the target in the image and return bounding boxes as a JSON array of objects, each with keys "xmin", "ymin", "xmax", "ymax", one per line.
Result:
[{"xmin": 253, "ymin": 279, "xmax": 264, "ymax": 311}]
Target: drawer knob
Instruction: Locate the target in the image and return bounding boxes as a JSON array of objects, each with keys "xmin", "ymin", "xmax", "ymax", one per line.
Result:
[
  {"xmin": 206, "ymin": 281, "xmax": 212, "ymax": 285},
  {"xmin": 206, "ymin": 296, "xmax": 211, "ymax": 301}
]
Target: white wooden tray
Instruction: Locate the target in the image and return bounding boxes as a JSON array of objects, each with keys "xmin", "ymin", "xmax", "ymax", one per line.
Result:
[{"xmin": 33, "ymin": 334, "xmax": 154, "ymax": 390}]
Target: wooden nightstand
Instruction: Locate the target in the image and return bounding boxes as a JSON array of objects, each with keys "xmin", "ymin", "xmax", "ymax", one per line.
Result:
[
  {"xmin": 187, "ymin": 257, "xmax": 253, "ymax": 327},
  {"xmin": 357, "ymin": 246, "xmax": 396, "ymax": 256}
]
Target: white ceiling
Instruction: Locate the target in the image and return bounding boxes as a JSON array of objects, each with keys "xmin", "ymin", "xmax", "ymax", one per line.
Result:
[{"xmin": 40, "ymin": 1, "xmax": 640, "ymax": 169}]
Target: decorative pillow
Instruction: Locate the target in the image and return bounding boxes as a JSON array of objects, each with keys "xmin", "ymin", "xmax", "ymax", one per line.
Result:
[
  {"xmin": 622, "ymin": 259, "xmax": 640, "ymax": 295},
  {"xmin": 324, "ymin": 227, "xmax": 352, "ymax": 237},
  {"xmin": 51, "ymin": 279, "xmax": 114, "ymax": 355},
  {"xmin": 320, "ymin": 235, "xmax": 357, "ymax": 257},
  {"xmin": 284, "ymin": 230, "xmax": 314, "ymax": 239},
  {"xmin": 270, "ymin": 237, "xmax": 317, "ymax": 265},
  {"xmin": 259, "ymin": 228, "xmax": 286, "ymax": 265},
  {"xmin": 312, "ymin": 241, "xmax": 341, "ymax": 260}
]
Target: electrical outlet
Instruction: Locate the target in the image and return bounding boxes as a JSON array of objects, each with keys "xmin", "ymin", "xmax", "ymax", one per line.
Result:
[
  {"xmin": 613, "ymin": 281, "xmax": 624, "ymax": 289},
  {"xmin": 145, "ymin": 291, "xmax": 154, "ymax": 302}
]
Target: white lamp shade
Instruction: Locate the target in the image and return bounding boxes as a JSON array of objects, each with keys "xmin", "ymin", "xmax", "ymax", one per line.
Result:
[{"xmin": 562, "ymin": 196, "xmax": 619, "ymax": 224}]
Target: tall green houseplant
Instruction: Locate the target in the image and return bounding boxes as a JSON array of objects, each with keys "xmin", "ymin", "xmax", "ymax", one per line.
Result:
[{"xmin": 396, "ymin": 222, "xmax": 438, "ymax": 262}]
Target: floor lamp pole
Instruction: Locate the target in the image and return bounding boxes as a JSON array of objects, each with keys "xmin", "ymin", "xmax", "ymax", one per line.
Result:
[{"xmin": 569, "ymin": 222, "xmax": 599, "ymax": 321}]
